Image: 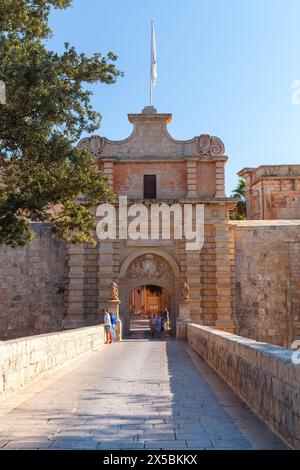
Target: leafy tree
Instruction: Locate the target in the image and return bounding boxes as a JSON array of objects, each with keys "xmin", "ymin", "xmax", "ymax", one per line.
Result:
[
  {"xmin": 0, "ymin": 0, "xmax": 122, "ymax": 247},
  {"xmin": 230, "ymin": 178, "xmax": 246, "ymax": 220}
]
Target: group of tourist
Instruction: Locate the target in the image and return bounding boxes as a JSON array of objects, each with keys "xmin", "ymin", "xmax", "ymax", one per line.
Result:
[
  {"xmin": 102, "ymin": 307, "xmax": 170, "ymax": 343},
  {"xmin": 149, "ymin": 309, "xmax": 170, "ymax": 338},
  {"xmin": 102, "ymin": 308, "xmax": 117, "ymax": 344}
]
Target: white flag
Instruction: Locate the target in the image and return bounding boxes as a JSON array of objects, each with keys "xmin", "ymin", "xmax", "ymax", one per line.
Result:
[{"xmin": 151, "ymin": 22, "xmax": 157, "ymax": 87}]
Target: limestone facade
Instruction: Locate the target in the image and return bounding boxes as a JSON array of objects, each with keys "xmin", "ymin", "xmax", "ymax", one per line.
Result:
[
  {"xmin": 232, "ymin": 220, "xmax": 300, "ymax": 348},
  {"xmin": 64, "ymin": 106, "xmax": 237, "ymax": 335},
  {"xmin": 1, "ymin": 110, "xmax": 299, "ymax": 347},
  {"xmin": 0, "ymin": 224, "xmax": 67, "ymax": 340},
  {"xmin": 239, "ymin": 165, "xmax": 300, "ymax": 220},
  {"xmin": 1, "ymin": 219, "xmax": 298, "ymax": 348}
]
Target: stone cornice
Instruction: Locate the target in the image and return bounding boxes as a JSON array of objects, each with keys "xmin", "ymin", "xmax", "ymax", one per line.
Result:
[
  {"xmin": 248, "ymin": 175, "xmax": 300, "ymax": 187},
  {"xmin": 99, "ymin": 155, "xmax": 228, "ymax": 163},
  {"xmin": 128, "ymin": 112, "xmax": 172, "ymax": 124},
  {"xmin": 238, "ymin": 165, "xmax": 300, "ymax": 181},
  {"xmin": 108, "ymin": 197, "xmax": 238, "ymax": 207}
]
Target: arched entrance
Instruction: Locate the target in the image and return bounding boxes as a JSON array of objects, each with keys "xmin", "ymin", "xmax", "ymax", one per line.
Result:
[
  {"xmin": 130, "ymin": 285, "xmax": 170, "ymax": 316},
  {"xmin": 129, "ymin": 285, "xmax": 170, "ymax": 334},
  {"xmin": 119, "ymin": 249, "xmax": 180, "ymax": 336}
]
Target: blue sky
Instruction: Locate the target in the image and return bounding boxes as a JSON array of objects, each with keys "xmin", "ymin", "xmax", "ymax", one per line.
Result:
[{"xmin": 48, "ymin": 0, "xmax": 300, "ymax": 193}]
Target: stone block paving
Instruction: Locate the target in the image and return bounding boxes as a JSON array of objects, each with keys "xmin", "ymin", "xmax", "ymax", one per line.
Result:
[{"xmin": 0, "ymin": 337, "xmax": 288, "ymax": 450}]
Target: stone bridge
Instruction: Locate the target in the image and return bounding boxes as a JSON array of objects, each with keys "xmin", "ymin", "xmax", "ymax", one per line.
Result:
[{"xmin": 0, "ymin": 320, "xmax": 298, "ymax": 450}]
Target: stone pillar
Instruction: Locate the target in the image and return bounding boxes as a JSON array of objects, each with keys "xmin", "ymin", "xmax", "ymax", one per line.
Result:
[
  {"xmin": 108, "ymin": 299, "xmax": 122, "ymax": 341},
  {"xmin": 178, "ymin": 299, "xmax": 191, "ymax": 321},
  {"xmin": 64, "ymin": 244, "xmax": 85, "ymax": 329},
  {"xmin": 215, "ymin": 161, "xmax": 225, "ymax": 197},
  {"xmin": 102, "ymin": 159, "xmax": 114, "ymax": 190},
  {"xmin": 96, "ymin": 159, "xmax": 117, "ymax": 324},
  {"xmin": 186, "ymin": 159, "xmax": 198, "ymax": 198},
  {"xmin": 185, "ymin": 250, "xmax": 201, "ymax": 321},
  {"xmin": 98, "ymin": 240, "xmax": 114, "ymax": 319},
  {"xmin": 176, "ymin": 300, "xmax": 191, "ymax": 339},
  {"xmin": 214, "ymin": 224, "xmax": 236, "ymax": 333},
  {"xmin": 96, "ymin": 159, "xmax": 115, "ymax": 317}
]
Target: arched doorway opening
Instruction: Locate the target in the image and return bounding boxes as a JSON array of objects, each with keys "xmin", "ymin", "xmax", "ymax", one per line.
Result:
[
  {"xmin": 119, "ymin": 249, "xmax": 181, "ymax": 337},
  {"xmin": 129, "ymin": 285, "xmax": 170, "ymax": 334},
  {"xmin": 130, "ymin": 285, "xmax": 170, "ymax": 316}
]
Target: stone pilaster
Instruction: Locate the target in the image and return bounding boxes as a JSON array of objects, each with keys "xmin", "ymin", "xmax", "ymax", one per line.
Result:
[
  {"xmin": 98, "ymin": 240, "xmax": 115, "ymax": 319},
  {"xmin": 185, "ymin": 250, "xmax": 202, "ymax": 322},
  {"xmin": 64, "ymin": 244, "xmax": 85, "ymax": 329},
  {"xmin": 199, "ymin": 223, "xmax": 216, "ymax": 326},
  {"xmin": 215, "ymin": 161, "xmax": 225, "ymax": 197},
  {"xmin": 176, "ymin": 300, "xmax": 191, "ymax": 339},
  {"xmin": 102, "ymin": 159, "xmax": 114, "ymax": 190},
  {"xmin": 214, "ymin": 224, "xmax": 236, "ymax": 333},
  {"xmin": 186, "ymin": 159, "xmax": 198, "ymax": 198},
  {"xmin": 108, "ymin": 299, "xmax": 122, "ymax": 341},
  {"xmin": 178, "ymin": 299, "xmax": 191, "ymax": 321}
]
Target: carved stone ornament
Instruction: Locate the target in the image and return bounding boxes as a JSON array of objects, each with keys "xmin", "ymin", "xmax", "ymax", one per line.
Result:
[
  {"xmin": 126, "ymin": 254, "xmax": 173, "ymax": 280},
  {"xmin": 110, "ymin": 282, "xmax": 120, "ymax": 301},
  {"xmin": 181, "ymin": 282, "xmax": 190, "ymax": 301},
  {"xmin": 78, "ymin": 135, "xmax": 105, "ymax": 157},
  {"xmin": 197, "ymin": 134, "xmax": 225, "ymax": 156}
]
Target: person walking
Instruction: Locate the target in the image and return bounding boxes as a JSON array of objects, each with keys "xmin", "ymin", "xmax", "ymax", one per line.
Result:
[
  {"xmin": 102, "ymin": 308, "xmax": 112, "ymax": 344},
  {"xmin": 155, "ymin": 313, "xmax": 163, "ymax": 338},
  {"xmin": 110, "ymin": 312, "xmax": 117, "ymax": 342},
  {"xmin": 163, "ymin": 308, "xmax": 170, "ymax": 336}
]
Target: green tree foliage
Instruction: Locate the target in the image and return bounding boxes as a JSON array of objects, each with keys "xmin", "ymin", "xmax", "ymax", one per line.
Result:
[
  {"xmin": 230, "ymin": 178, "xmax": 246, "ymax": 220},
  {"xmin": 0, "ymin": 0, "xmax": 122, "ymax": 246}
]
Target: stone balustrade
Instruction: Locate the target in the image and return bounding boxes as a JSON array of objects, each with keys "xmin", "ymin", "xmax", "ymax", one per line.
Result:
[
  {"xmin": 187, "ymin": 323, "xmax": 300, "ymax": 449},
  {"xmin": 0, "ymin": 325, "xmax": 105, "ymax": 399}
]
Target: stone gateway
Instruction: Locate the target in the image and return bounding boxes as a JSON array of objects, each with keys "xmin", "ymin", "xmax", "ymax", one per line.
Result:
[
  {"xmin": 63, "ymin": 106, "xmax": 237, "ymax": 336},
  {"xmin": 1, "ymin": 107, "xmax": 299, "ymax": 348}
]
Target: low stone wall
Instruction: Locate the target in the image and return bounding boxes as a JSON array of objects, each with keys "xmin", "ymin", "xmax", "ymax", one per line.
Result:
[
  {"xmin": 0, "ymin": 325, "xmax": 105, "ymax": 400},
  {"xmin": 187, "ymin": 323, "xmax": 300, "ymax": 449}
]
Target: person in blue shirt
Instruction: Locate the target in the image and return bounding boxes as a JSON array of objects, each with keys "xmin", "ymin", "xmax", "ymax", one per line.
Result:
[
  {"xmin": 102, "ymin": 308, "xmax": 112, "ymax": 344},
  {"xmin": 110, "ymin": 312, "xmax": 117, "ymax": 342}
]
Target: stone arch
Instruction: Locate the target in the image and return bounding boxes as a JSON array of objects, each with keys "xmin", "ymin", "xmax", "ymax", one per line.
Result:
[
  {"xmin": 119, "ymin": 248, "xmax": 180, "ymax": 279},
  {"xmin": 118, "ymin": 249, "xmax": 180, "ymax": 336}
]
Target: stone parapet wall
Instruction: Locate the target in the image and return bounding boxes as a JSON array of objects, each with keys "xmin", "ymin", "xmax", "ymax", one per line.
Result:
[
  {"xmin": 187, "ymin": 323, "xmax": 300, "ymax": 449},
  {"xmin": 231, "ymin": 220, "xmax": 300, "ymax": 347},
  {"xmin": 0, "ymin": 325, "xmax": 105, "ymax": 399}
]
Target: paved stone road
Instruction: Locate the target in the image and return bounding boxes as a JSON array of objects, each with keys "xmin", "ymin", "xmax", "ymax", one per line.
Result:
[{"xmin": 0, "ymin": 332, "xmax": 288, "ymax": 450}]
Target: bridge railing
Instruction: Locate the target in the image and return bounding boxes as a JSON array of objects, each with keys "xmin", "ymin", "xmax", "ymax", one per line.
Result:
[
  {"xmin": 0, "ymin": 325, "xmax": 105, "ymax": 400},
  {"xmin": 187, "ymin": 323, "xmax": 300, "ymax": 450}
]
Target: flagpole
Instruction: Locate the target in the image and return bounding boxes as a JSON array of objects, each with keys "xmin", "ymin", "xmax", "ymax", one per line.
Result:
[{"xmin": 149, "ymin": 20, "xmax": 153, "ymax": 105}]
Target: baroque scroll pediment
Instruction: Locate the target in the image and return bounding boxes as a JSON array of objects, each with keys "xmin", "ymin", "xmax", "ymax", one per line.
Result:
[
  {"xmin": 77, "ymin": 108, "xmax": 226, "ymax": 160},
  {"xmin": 197, "ymin": 134, "xmax": 225, "ymax": 156},
  {"xmin": 78, "ymin": 135, "xmax": 105, "ymax": 158},
  {"xmin": 126, "ymin": 254, "xmax": 173, "ymax": 280}
]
